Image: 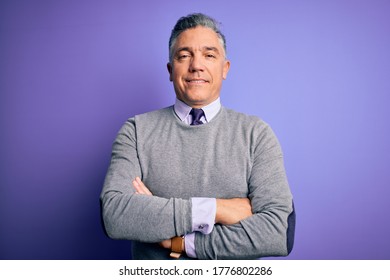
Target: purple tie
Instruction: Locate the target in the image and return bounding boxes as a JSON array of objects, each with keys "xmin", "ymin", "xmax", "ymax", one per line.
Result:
[{"xmin": 190, "ymin": 108, "xmax": 204, "ymax": 125}]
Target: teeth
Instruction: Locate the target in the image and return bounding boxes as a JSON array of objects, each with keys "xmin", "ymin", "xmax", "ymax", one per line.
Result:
[{"xmin": 188, "ymin": 80, "xmax": 206, "ymax": 83}]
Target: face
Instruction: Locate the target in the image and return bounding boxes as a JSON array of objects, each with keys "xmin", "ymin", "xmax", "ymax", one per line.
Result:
[{"xmin": 167, "ymin": 26, "xmax": 230, "ymax": 108}]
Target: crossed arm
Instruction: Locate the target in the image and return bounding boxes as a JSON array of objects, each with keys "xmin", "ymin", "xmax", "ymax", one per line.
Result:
[{"xmin": 132, "ymin": 176, "xmax": 253, "ymax": 251}]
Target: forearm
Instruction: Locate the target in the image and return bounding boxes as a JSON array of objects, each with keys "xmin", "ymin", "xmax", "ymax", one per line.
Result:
[
  {"xmin": 194, "ymin": 198, "xmax": 294, "ymax": 259},
  {"xmin": 215, "ymin": 198, "xmax": 252, "ymax": 225},
  {"xmin": 193, "ymin": 172, "xmax": 294, "ymax": 259},
  {"xmin": 101, "ymin": 191, "xmax": 192, "ymax": 242}
]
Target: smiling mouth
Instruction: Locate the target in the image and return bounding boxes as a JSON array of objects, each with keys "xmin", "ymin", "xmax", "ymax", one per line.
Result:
[{"xmin": 185, "ymin": 79, "xmax": 208, "ymax": 84}]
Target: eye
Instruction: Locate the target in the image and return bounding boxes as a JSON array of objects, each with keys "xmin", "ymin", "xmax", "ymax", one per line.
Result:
[
  {"xmin": 205, "ymin": 53, "xmax": 216, "ymax": 59},
  {"xmin": 176, "ymin": 53, "xmax": 191, "ymax": 60}
]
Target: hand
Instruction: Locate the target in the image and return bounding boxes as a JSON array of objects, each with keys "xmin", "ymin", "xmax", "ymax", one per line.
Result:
[
  {"xmin": 132, "ymin": 177, "xmax": 153, "ymax": 196},
  {"xmin": 159, "ymin": 239, "xmax": 172, "ymax": 249},
  {"xmin": 215, "ymin": 198, "xmax": 253, "ymax": 225}
]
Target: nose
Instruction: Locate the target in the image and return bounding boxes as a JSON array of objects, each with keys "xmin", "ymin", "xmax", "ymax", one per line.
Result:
[{"xmin": 189, "ymin": 54, "xmax": 204, "ymax": 73}]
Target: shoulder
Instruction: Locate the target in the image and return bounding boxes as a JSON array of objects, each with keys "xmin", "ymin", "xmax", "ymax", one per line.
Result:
[
  {"xmin": 134, "ymin": 106, "xmax": 174, "ymax": 123},
  {"xmin": 223, "ymin": 107, "xmax": 269, "ymax": 131},
  {"xmin": 222, "ymin": 107, "xmax": 280, "ymax": 149},
  {"xmin": 118, "ymin": 106, "xmax": 174, "ymax": 133}
]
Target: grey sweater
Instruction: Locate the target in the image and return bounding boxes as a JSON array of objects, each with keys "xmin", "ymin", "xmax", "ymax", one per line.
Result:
[{"xmin": 101, "ymin": 106, "xmax": 295, "ymax": 259}]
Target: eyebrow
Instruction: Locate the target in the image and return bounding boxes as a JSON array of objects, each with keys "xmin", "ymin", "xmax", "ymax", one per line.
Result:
[{"xmin": 175, "ymin": 46, "xmax": 221, "ymax": 54}]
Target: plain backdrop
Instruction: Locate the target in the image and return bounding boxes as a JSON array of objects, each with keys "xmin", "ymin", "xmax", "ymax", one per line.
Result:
[{"xmin": 1, "ymin": 0, "xmax": 389, "ymax": 259}]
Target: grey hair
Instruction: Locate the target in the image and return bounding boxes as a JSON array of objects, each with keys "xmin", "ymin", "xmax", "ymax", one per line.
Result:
[{"xmin": 168, "ymin": 13, "xmax": 227, "ymax": 62}]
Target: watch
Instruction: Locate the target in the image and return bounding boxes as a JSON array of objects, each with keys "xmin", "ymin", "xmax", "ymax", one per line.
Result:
[{"xmin": 170, "ymin": 236, "xmax": 184, "ymax": 259}]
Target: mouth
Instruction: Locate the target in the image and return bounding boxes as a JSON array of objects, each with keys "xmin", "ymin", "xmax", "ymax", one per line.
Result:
[{"xmin": 185, "ymin": 78, "xmax": 208, "ymax": 84}]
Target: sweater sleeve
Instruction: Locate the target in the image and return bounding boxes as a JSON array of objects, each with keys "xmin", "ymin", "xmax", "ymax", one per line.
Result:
[
  {"xmin": 100, "ymin": 118, "xmax": 193, "ymax": 242},
  {"xmin": 194, "ymin": 124, "xmax": 296, "ymax": 259}
]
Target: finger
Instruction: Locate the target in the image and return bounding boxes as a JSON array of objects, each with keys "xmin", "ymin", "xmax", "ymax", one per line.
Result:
[
  {"xmin": 133, "ymin": 177, "xmax": 153, "ymax": 196},
  {"xmin": 132, "ymin": 179, "xmax": 145, "ymax": 194},
  {"xmin": 132, "ymin": 180, "xmax": 142, "ymax": 194},
  {"xmin": 136, "ymin": 177, "xmax": 153, "ymax": 195}
]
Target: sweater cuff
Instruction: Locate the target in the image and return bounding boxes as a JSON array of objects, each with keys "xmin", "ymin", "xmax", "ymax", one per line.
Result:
[{"xmin": 191, "ymin": 197, "xmax": 216, "ymax": 234}]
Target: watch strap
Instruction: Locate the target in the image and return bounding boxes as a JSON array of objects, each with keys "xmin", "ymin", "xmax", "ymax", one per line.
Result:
[{"xmin": 170, "ymin": 236, "xmax": 184, "ymax": 259}]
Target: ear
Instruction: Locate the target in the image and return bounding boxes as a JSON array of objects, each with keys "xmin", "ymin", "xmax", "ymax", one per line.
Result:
[
  {"xmin": 222, "ymin": 59, "xmax": 231, "ymax": 80},
  {"xmin": 167, "ymin": 62, "xmax": 173, "ymax": 81}
]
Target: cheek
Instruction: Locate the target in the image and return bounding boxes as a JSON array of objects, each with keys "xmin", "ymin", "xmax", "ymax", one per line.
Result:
[
  {"xmin": 173, "ymin": 74, "xmax": 184, "ymax": 85},
  {"xmin": 211, "ymin": 64, "xmax": 226, "ymax": 79},
  {"xmin": 172, "ymin": 68, "xmax": 185, "ymax": 81}
]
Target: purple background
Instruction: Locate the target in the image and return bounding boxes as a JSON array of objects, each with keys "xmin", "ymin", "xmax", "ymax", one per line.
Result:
[{"xmin": 1, "ymin": 0, "xmax": 389, "ymax": 260}]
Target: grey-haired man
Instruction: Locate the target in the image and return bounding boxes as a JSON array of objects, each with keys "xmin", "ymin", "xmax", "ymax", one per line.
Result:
[{"xmin": 101, "ymin": 13, "xmax": 295, "ymax": 259}]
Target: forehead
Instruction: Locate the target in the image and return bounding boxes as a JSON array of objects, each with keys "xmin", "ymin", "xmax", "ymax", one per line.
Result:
[{"xmin": 173, "ymin": 26, "xmax": 223, "ymax": 51}]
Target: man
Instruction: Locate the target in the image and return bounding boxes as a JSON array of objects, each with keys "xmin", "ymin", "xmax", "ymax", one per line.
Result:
[{"xmin": 101, "ymin": 13, "xmax": 295, "ymax": 259}]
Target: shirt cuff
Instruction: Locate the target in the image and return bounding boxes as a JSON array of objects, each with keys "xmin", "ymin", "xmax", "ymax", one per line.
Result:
[
  {"xmin": 184, "ymin": 233, "xmax": 197, "ymax": 258},
  {"xmin": 191, "ymin": 197, "xmax": 216, "ymax": 234}
]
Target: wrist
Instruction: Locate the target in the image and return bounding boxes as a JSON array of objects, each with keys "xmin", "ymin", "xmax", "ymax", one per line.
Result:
[
  {"xmin": 215, "ymin": 198, "xmax": 226, "ymax": 224},
  {"xmin": 170, "ymin": 236, "xmax": 185, "ymax": 259},
  {"xmin": 191, "ymin": 197, "xmax": 216, "ymax": 234}
]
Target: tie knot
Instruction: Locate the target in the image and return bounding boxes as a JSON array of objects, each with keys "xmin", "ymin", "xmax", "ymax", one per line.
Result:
[{"xmin": 190, "ymin": 108, "xmax": 204, "ymax": 125}]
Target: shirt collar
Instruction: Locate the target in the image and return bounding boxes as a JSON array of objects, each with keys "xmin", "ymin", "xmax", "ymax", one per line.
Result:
[{"xmin": 174, "ymin": 97, "xmax": 221, "ymax": 123}]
